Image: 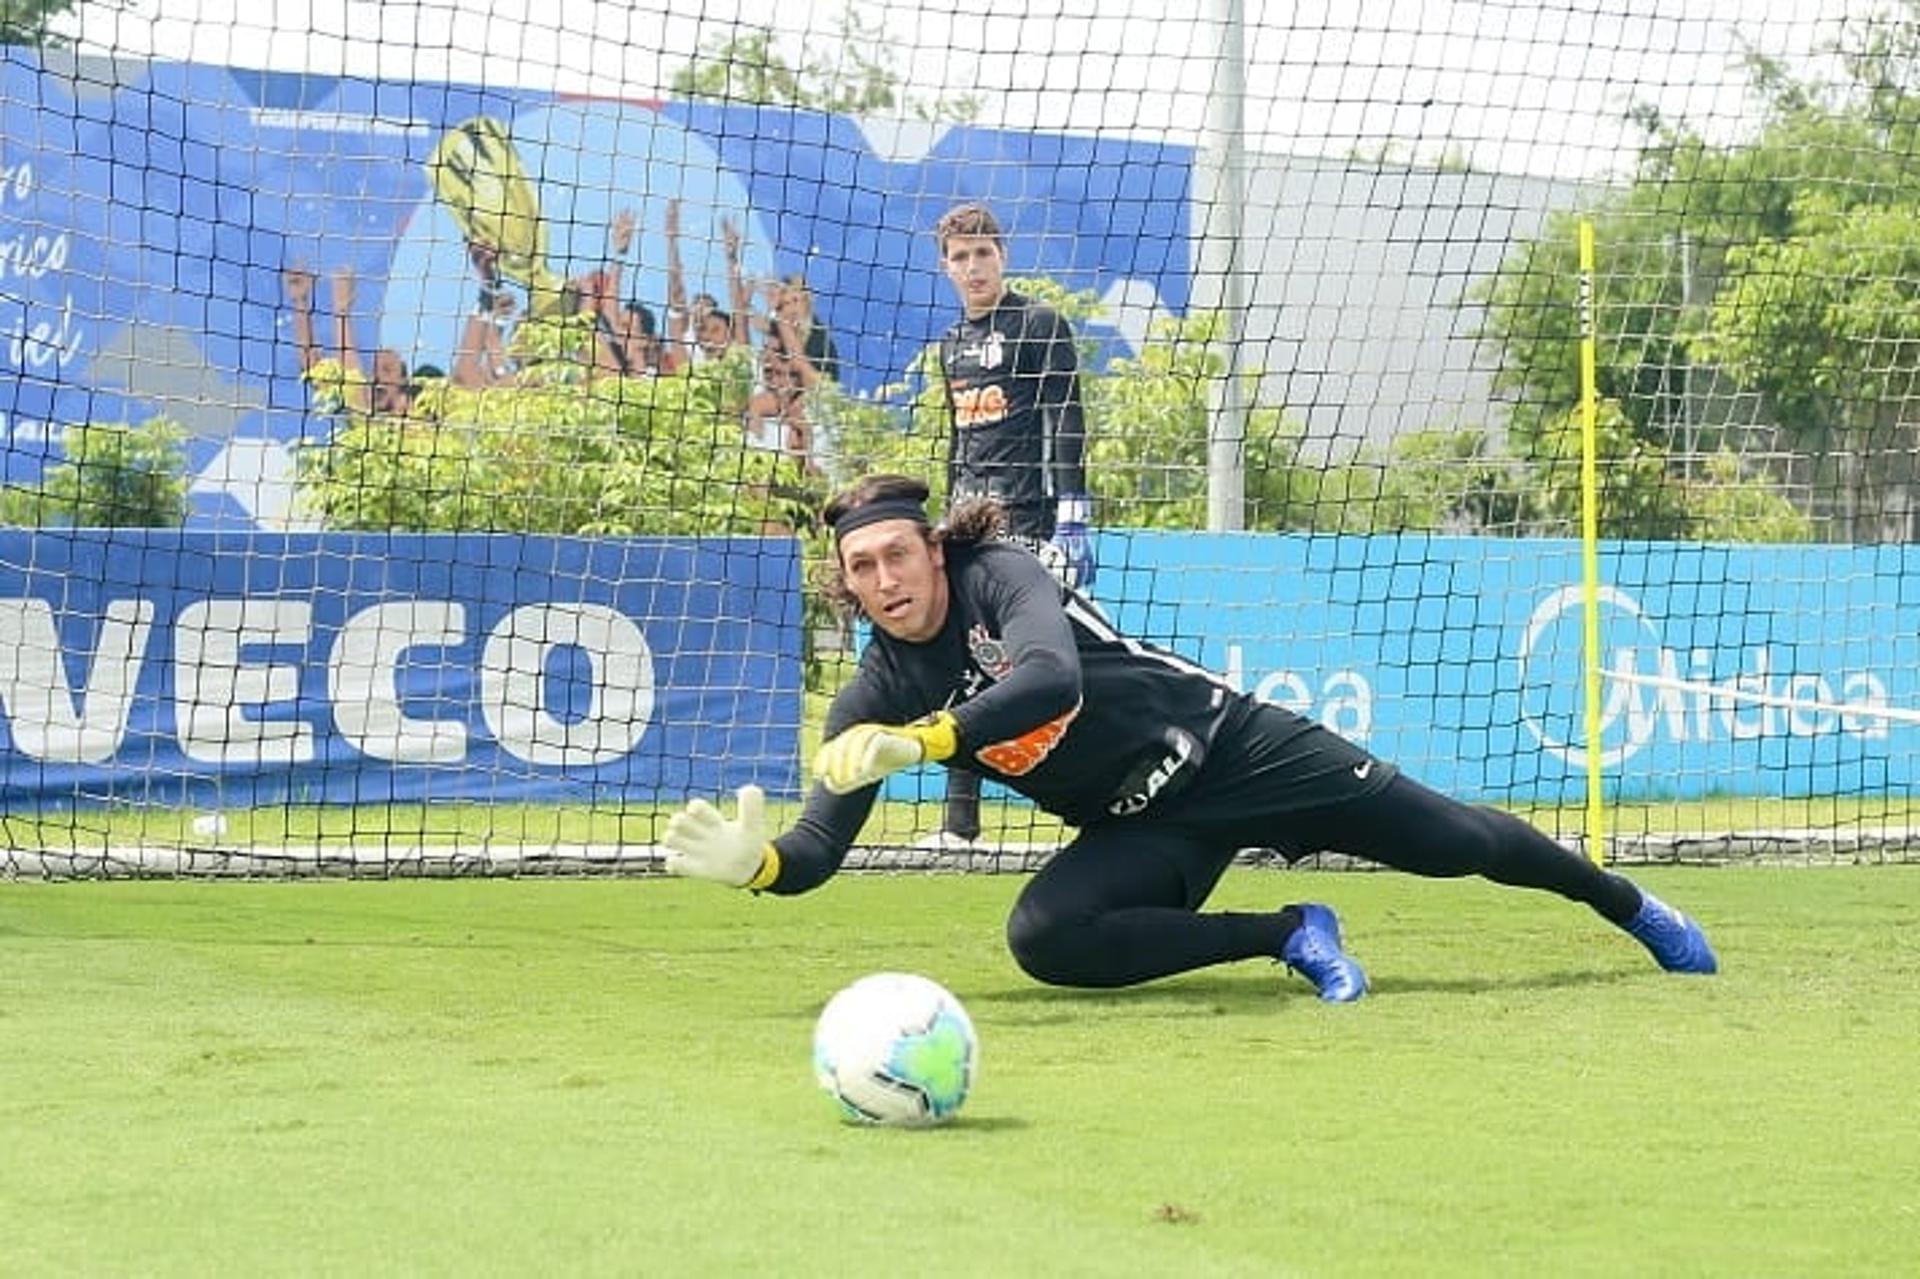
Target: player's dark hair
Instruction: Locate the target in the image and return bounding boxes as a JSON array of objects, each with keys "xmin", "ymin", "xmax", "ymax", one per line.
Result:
[
  {"xmin": 934, "ymin": 202, "xmax": 1006, "ymax": 256},
  {"xmin": 942, "ymin": 497, "xmax": 1005, "ymax": 547},
  {"xmin": 819, "ymin": 477, "xmax": 1009, "ymax": 616}
]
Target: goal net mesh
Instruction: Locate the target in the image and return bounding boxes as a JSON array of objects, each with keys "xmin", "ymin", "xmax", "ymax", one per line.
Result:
[{"xmin": 4, "ymin": 2, "xmax": 1918, "ymax": 874}]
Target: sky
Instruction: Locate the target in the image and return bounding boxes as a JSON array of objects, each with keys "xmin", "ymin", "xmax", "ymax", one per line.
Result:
[{"xmin": 55, "ymin": 0, "xmax": 1879, "ymax": 181}]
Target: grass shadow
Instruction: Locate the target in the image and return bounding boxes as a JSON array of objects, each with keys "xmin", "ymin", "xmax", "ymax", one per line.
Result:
[{"xmin": 965, "ymin": 964, "xmax": 1640, "ymax": 1014}]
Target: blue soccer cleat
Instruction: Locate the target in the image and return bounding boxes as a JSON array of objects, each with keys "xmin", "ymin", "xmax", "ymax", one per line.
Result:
[
  {"xmin": 1281, "ymin": 903, "xmax": 1369, "ymax": 1002},
  {"xmin": 1623, "ymin": 890, "xmax": 1719, "ymax": 974}
]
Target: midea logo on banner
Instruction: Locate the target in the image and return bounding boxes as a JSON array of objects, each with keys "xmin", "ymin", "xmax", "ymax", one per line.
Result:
[{"xmin": 1516, "ymin": 585, "xmax": 1890, "ymax": 769}]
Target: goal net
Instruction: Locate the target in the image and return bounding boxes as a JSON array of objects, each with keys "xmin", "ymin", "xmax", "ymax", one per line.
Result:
[{"xmin": 4, "ymin": 1, "xmax": 1919, "ymax": 875}]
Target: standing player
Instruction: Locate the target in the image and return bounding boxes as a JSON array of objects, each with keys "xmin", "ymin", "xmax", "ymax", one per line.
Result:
[
  {"xmin": 930, "ymin": 201, "xmax": 1096, "ymax": 847},
  {"xmin": 660, "ymin": 475, "xmax": 1718, "ymax": 1001}
]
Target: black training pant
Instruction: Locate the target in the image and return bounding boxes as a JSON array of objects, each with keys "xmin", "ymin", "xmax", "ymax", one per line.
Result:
[{"xmin": 1003, "ymin": 706, "xmax": 1643, "ymax": 988}]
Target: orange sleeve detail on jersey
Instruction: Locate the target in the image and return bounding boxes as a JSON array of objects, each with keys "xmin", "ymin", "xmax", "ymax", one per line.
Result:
[{"xmin": 975, "ymin": 703, "xmax": 1079, "ymax": 776}]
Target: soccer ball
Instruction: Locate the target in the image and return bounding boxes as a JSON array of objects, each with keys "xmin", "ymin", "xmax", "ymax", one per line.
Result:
[{"xmin": 812, "ymin": 972, "xmax": 978, "ymax": 1127}]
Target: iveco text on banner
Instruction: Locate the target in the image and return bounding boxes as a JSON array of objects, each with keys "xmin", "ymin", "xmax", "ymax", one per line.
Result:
[{"xmin": 0, "ymin": 532, "xmax": 803, "ymax": 808}]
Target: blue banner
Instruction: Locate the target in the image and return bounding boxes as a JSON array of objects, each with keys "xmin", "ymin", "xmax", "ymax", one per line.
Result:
[
  {"xmin": 6, "ymin": 528, "xmax": 1908, "ymax": 809},
  {"xmin": 0, "ymin": 532, "xmax": 803, "ymax": 808},
  {"xmin": 1097, "ymin": 533, "xmax": 1911, "ymax": 803},
  {"xmin": 0, "ymin": 50, "xmax": 1192, "ymax": 528}
]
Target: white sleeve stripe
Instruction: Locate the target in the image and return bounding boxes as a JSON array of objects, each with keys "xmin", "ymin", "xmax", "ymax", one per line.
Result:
[{"xmin": 1062, "ymin": 597, "xmax": 1236, "ymax": 691}]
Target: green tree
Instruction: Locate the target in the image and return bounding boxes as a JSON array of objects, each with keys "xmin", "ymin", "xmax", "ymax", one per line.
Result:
[
  {"xmin": 1684, "ymin": 450, "xmax": 1816, "ymax": 544},
  {"xmin": 3, "ymin": 0, "xmax": 94, "ymax": 46},
  {"xmin": 1693, "ymin": 196, "xmax": 1920, "ymax": 540},
  {"xmin": 1528, "ymin": 400, "xmax": 1807, "ymax": 542},
  {"xmin": 0, "ymin": 417, "xmax": 191, "ymax": 528},
  {"xmin": 294, "ymin": 313, "xmax": 816, "ymax": 536},
  {"xmin": 669, "ymin": 4, "xmax": 980, "ymax": 122},
  {"xmin": 815, "ymin": 349, "xmax": 950, "ymax": 499},
  {"xmin": 1300, "ymin": 428, "xmax": 1528, "ymax": 536},
  {"xmin": 1087, "ymin": 309, "xmax": 1313, "ymax": 530},
  {"xmin": 1477, "ymin": 2, "xmax": 1920, "ymax": 542}
]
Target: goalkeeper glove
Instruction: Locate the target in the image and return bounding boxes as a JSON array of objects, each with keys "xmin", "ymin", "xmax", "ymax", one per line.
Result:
[
  {"xmin": 814, "ymin": 712, "xmax": 959, "ymax": 795},
  {"xmin": 662, "ymin": 784, "xmax": 780, "ymax": 889},
  {"xmin": 1048, "ymin": 494, "xmax": 1096, "ymax": 589}
]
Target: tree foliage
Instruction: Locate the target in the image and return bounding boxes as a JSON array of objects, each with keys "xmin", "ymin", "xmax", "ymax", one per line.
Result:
[
  {"xmin": 0, "ymin": 417, "xmax": 191, "ymax": 528},
  {"xmin": 2, "ymin": 0, "xmax": 97, "ymax": 46},
  {"xmin": 295, "ymin": 314, "xmax": 817, "ymax": 537},
  {"xmin": 1291, "ymin": 428, "xmax": 1528, "ymax": 536},
  {"xmin": 1087, "ymin": 309, "xmax": 1313, "ymax": 530},
  {"xmin": 1476, "ymin": 1, "xmax": 1920, "ymax": 542},
  {"xmin": 1526, "ymin": 399, "xmax": 1809, "ymax": 542},
  {"xmin": 668, "ymin": 4, "xmax": 980, "ymax": 122}
]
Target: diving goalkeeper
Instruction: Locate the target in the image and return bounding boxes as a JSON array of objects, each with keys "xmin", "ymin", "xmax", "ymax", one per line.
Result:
[{"xmin": 660, "ymin": 474, "xmax": 1718, "ymax": 1000}]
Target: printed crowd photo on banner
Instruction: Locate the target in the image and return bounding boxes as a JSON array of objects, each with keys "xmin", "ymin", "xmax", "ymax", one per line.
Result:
[{"xmin": 0, "ymin": 55, "xmax": 1191, "ymax": 530}]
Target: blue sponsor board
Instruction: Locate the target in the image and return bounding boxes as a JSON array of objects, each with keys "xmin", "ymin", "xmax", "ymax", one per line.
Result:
[
  {"xmin": 1098, "ymin": 533, "xmax": 1914, "ymax": 803},
  {"xmin": 0, "ymin": 532, "xmax": 803, "ymax": 808},
  {"xmin": 0, "ymin": 50, "xmax": 1191, "ymax": 528},
  {"xmin": 886, "ymin": 532, "xmax": 1915, "ymax": 807}
]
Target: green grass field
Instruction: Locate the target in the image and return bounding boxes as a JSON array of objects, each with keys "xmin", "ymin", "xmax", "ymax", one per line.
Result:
[{"xmin": 5, "ymin": 867, "xmax": 1917, "ymax": 1276}]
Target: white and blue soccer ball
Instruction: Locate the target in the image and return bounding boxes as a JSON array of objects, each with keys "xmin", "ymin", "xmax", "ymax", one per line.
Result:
[{"xmin": 812, "ymin": 972, "xmax": 978, "ymax": 1127}]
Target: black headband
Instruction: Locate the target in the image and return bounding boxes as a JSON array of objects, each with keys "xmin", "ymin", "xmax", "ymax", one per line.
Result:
[{"xmin": 830, "ymin": 496, "xmax": 931, "ymax": 541}]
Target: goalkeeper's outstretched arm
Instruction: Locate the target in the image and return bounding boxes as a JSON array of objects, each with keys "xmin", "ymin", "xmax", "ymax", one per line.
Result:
[
  {"xmin": 761, "ymin": 785, "xmax": 881, "ymax": 894},
  {"xmin": 663, "ymin": 678, "xmax": 897, "ymax": 894},
  {"xmin": 661, "ymin": 779, "xmax": 877, "ymax": 894}
]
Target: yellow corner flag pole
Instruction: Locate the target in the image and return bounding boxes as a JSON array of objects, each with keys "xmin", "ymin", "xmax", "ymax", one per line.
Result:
[{"xmin": 1577, "ymin": 219, "xmax": 1606, "ymax": 865}]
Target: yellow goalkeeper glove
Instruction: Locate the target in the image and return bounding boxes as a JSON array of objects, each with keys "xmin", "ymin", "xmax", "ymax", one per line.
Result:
[
  {"xmin": 813, "ymin": 712, "xmax": 959, "ymax": 795},
  {"xmin": 661, "ymin": 785, "xmax": 781, "ymax": 889}
]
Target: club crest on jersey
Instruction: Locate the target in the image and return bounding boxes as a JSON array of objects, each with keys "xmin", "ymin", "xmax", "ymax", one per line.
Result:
[
  {"xmin": 967, "ymin": 624, "xmax": 1013, "ymax": 680},
  {"xmin": 980, "ymin": 330, "xmax": 1005, "ymax": 370}
]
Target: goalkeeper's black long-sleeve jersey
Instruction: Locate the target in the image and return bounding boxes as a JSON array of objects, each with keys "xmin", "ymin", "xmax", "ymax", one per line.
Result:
[
  {"xmin": 938, "ymin": 291, "xmax": 1088, "ymax": 539},
  {"xmin": 767, "ymin": 541, "xmax": 1243, "ymax": 894}
]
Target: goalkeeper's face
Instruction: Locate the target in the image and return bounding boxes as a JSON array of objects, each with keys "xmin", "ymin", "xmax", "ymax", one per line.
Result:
[{"xmin": 838, "ymin": 520, "xmax": 950, "ymax": 643}]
